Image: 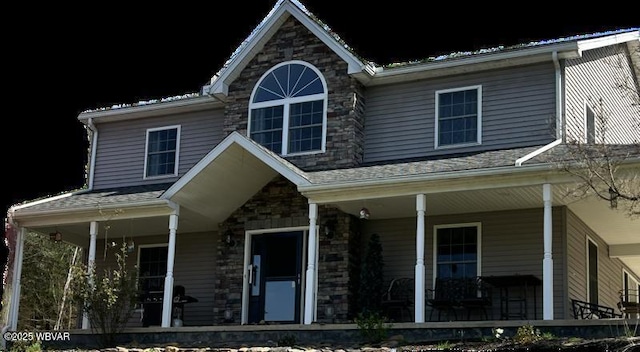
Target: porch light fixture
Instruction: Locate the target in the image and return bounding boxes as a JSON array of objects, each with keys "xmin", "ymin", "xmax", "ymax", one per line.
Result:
[
  {"xmin": 49, "ymin": 231, "xmax": 62, "ymax": 242},
  {"xmin": 359, "ymin": 207, "xmax": 370, "ymax": 220},
  {"xmin": 127, "ymin": 239, "xmax": 135, "ymax": 253},
  {"xmin": 609, "ymin": 187, "xmax": 619, "ymax": 209},
  {"xmin": 224, "ymin": 229, "xmax": 236, "ymax": 247},
  {"xmin": 224, "ymin": 308, "xmax": 233, "ymax": 323},
  {"xmin": 324, "ymin": 219, "xmax": 337, "ymax": 239}
]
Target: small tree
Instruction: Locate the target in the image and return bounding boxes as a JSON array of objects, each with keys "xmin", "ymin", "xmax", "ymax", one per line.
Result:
[
  {"xmin": 358, "ymin": 233, "xmax": 384, "ymax": 314},
  {"xmin": 69, "ymin": 242, "xmax": 139, "ymax": 348}
]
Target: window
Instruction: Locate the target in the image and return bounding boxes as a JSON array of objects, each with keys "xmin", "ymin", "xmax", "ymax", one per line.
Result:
[
  {"xmin": 435, "ymin": 86, "xmax": 482, "ymax": 148},
  {"xmin": 144, "ymin": 126, "xmax": 180, "ymax": 178},
  {"xmin": 249, "ymin": 61, "xmax": 327, "ymax": 155},
  {"xmin": 433, "ymin": 223, "xmax": 481, "ymax": 279},
  {"xmin": 587, "ymin": 238, "xmax": 598, "ymax": 303},
  {"xmin": 138, "ymin": 245, "xmax": 168, "ymax": 294},
  {"xmin": 585, "ymin": 105, "xmax": 595, "ymax": 144}
]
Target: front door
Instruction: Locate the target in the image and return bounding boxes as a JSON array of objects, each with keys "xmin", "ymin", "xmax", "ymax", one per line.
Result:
[{"xmin": 248, "ymin": 231, "xmax": 303, "ymax": 323}]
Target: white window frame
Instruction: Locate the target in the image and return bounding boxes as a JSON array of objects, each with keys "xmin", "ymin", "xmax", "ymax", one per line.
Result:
[
  {"xmin": 143, "ymin": 125, "xmax": 181, "ymax": 179},
  {"xmin": 248, "ymin": 60, "xmax": 328, "ymax": 156},
  {"xmin": 584, "ymin": 101, "xmax": 596, "ymax": 144},
  {"xmin": 137, "ymin": 243, "xmax": 169, "ymax": 293},
  {"xmin": 432, "ymin": 222, "xmax": 482, "ymax": 284},
  {"xmin": 622, "ymin": 269, "xmax": 639, "ymax": 303},
  {"xmin": 586, "ymin": 237, "xmax": 599, "ymax": 303},
  {"xmin": 435, "ymin": 85, "xmax": 482, "ymax": 149}
]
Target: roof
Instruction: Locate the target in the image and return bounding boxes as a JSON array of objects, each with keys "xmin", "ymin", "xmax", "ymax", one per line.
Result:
[{"xmin": 77, "ymin": 0, "xmax": 638, "ymax": 117}]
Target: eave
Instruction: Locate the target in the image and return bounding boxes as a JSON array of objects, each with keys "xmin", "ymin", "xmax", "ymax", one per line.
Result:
[{"xmin": 77, "ymin": 95, "xmax": 222, "ymax": 125}]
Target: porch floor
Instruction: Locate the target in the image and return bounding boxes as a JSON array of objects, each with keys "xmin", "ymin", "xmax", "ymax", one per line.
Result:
[{"xmin": 45, "ymin": 318, "xmax": 639, "ymax": 350}]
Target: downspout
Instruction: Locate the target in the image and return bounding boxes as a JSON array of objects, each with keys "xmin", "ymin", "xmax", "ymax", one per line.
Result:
[
  {"xmin": 86, "ymin": 118, "xmax": 98, "ymax": 191},
  {"xmin": 514, "ymin": 51, "xmax": 564, "ymax": 167}
]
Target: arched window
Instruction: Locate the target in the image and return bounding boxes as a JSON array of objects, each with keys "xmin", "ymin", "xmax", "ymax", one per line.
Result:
[{"xmin": 249, "ymin": 61, "xmax": 327, "ymax": 155}]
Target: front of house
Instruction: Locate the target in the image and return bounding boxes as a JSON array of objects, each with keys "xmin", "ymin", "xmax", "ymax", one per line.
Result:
[{"xmin": 3, "ymin": 0, "xmax": 639, "ymax": 333}]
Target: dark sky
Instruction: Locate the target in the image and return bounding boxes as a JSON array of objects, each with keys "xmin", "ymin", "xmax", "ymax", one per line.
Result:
[{"xmin": 3, "ymin": 1, "xmax": 638, "ymax": 216}]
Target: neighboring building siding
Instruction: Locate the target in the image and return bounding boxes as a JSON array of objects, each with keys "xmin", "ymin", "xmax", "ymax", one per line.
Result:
[
  {"xmin": 566, "ymin": 209, "xmax": 625, "ymax": 314},
  {"xmin": 92, "ymin": 108, "xmax": 224, "ymax": 190},
  {"xmin": 363, "ymin": 63, "xmax": 557, "ymax": 163},
  {"xmin": 93, "ymin": 231, "xmax": 216, "ymax": 327},
  {"xmin": 564, "ymin": 44, "xmax": 640, "ymax": 144},
  {"xmin": 363, "ymin": 207, "xmax": 566, "ymax": 320}
]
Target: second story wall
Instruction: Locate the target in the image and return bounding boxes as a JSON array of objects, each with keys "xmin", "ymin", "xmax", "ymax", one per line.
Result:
[
  {"xmin": 92, "ymin": 107, "xmax": 224, "ymax": 190},
  {"xmin": 363, "ymin": 62, "xmax": 557, "ymax": 163},
  {"xmin": 565, "ymin": 44, "xmax": 640, "ymax": 144}
]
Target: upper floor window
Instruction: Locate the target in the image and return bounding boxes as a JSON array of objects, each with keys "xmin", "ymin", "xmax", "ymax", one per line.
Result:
[
  {"xmin": 144, "ymin": 125, "xmax": 180, "ymax": 178},
  {"xmin": 585, "ymin": 104, "xmax": 595, "ymax": 144},
  {"xmin": 433, "ymin": 223, "xmax": 481, "ymax": 279},
  {"xmin": 249, "ymin": 61, "xmax": 327, "ymax": 155},
  {"xmin": 435, "ymin": 86, "xmax": 482, "ymax": 148}
]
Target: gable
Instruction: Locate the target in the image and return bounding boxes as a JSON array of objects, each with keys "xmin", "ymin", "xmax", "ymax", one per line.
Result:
[{"xmin": 204, "ymin": 0, "xmax": 369, "ymax": 101}]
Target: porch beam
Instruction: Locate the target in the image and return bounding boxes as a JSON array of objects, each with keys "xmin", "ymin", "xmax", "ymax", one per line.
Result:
[
  {"xmin": 609, "ymin": 244, "xmax": 640, "ymax": 258},
  {"xmin": 161, "ymin": 212, "xmax": 179, "ymax": 327},
  {"xmin": 304, "ymin": 203, "xmax": 318, "ymax": 324},
  {"xmin": 542, "ymin": 184, "xmax": 554, "ymax": 320},
  {"xmin": 82, "ymin": 221, "xmax": 98, "ymax": 329},
  {"xmin": 415, "ymin": 194, "xmax": 426, "ymax": 323}
]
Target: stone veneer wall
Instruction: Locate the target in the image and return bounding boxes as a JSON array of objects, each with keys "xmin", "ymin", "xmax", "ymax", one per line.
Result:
[
  {"xmin": 213, "ymin": 176, "xmax": 358, "ymax": 324},
  {"xmin": 223, "ymin": 16, "xmax": 366, "ymax": 171}
]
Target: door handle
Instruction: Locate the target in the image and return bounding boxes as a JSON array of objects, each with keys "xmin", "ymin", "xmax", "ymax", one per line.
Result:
[{"xmin": 248, "ymin": 264, "xmax": 254, "ymax": 285}]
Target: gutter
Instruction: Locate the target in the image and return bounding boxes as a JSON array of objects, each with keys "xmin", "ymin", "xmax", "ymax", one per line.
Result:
[{"xmin": 86, "ymin": 118, "xmax": 98, "ymax": 190}]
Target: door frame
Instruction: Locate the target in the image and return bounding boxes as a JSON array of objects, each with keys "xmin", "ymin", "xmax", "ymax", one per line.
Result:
[{"xmin": 241, "ymin": 226, "xmax": 310, "ymax": 324}]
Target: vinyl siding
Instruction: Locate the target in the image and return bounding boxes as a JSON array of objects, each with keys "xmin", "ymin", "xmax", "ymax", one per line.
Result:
[
  {"xmin": 363, "ymin": 63, "xmax": 557, "ymax": 163},
  {"xmin": 566, "ymin": 209, "xmax": 626, "ymax": 315},
  {"xmin": 93, "ymin": 231, "xmax": 217, "ymax": 327},
  {"xmin": 564, "ymin": 44, "xmax": 640, "ymax": 144},
  {"xmin": 363, "ymin": 207, "xmax": 566, "ymax": 319},
  {"xmin": 92, "ymin": 108, "xmax": 224, "ymax": 190}
]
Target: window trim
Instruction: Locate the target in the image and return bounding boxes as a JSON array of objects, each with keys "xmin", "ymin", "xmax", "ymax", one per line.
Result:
[
  {"xmin": 584, "ymin": 101, "xmax": 596, "ymax": 144},
  {"xmin": 586, "ymin": 237, "xmax": 599, "ymax": 303},
  {"xmin": 248, "ymin": 60, "xmax": 328, "ymax": 156},
  {"xmin": 143, "ymin": 125, "xmax": 181, "ymax": 179},
  {"xmin": 434, "ymin": 85, "xmax": 482, "ymax": 149},
  {"xmin": 622, "ymin": 269, "xmax": 639, "ymax": 303},
  {"xmin": 432, "ymin": 222, "xmax": 482, "ymax": 284},
  {"xmin": 137, "ymin": 243, "xmax": 169, "ymax": 293}
]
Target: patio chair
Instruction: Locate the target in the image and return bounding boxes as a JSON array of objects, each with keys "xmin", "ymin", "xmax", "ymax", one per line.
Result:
[
  {"xmin": 571, "ymin": 299, "xmax": 621, "ymax": 319},
  {"xmin": 381, "ymin": 277, "xmax": 414, "ymax": 322},
  {"xmin": 618, "ymin": 289, "xmax": 640, "ymax": 318},
  {"xmin": 427, "ymin": 277, "xmax": 463, "ymax": 321},
  {"xmin": 459, "ymin": 277, "xmax": 492, "ymax": 320}
]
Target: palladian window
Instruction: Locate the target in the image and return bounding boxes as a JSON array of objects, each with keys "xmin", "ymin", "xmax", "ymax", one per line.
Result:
[{"xmin": 249, "ymin": 61, "xmax": 327, "ymax": 155}]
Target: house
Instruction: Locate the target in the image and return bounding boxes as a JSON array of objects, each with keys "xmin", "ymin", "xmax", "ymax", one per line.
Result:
[{"xmin": 2, "ymin": 0, "xmax": 639, "ymax": 333}]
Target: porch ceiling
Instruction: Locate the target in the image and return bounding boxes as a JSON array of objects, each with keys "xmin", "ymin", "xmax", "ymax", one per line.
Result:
[
  {"xmin": 168, "ymin": 142, "xmax": 280, "ymax": 225},
  {"xmin": 324, "ymin": 183, "xmax": 639, "ymax": 276}
]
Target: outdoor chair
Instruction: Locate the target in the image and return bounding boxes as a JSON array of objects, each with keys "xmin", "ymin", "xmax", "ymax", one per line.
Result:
[
  {"xmin": 618, "ymin": 289, "xmax": 640, "ymax": 318},
  {"xmin": 381, "ymin": 277, "xmax": 414, "ymax": 322},
  {"xmin": 571, "ymin": 299, "xmax": 622, "ymax": 319}
]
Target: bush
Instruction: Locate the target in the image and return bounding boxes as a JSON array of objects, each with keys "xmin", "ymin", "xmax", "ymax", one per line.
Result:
[
  {"xmin": 355, "ymin": 310, "xmax": 391, "ymax": 344},
  {"xmin": 69, "ymin": 242, "xmax": 140, "ymax": 347}
]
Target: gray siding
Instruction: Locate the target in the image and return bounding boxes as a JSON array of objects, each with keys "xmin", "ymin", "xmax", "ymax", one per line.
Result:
[
  {"xmin": 363, "ymin": 63, "xmax": 557, "ymax": 163},
  {"xmin": 92, "ymin": 108, "xmax": 225, "ymax": 190},
  {"xmin": 93, "ymin": 231, "xmax": 217, "ymax": 327},
  {"xmin": 566, "ymin": 209, "xmax": 627, "ymax": 314},
  {"xmin": 363, "ymin": 207, "xmax": 566, "ymax": 319},
  {"xmin": 564, "ymin": 44, "xmax": 640, "ymax": 144}
]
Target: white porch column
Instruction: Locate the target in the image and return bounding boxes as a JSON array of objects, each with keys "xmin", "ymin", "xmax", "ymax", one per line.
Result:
[
  {"xmin": 8, "ymin": 227, "xmax": 26, "ymax": 331},
  {"xmin": 542, "ymin": 184, "xmax": 554, "ymax": 320},
  {"xmin": 304, "ymin": 203, "xmax": 318, "ymax": 324},
  {"xmin": 415, "ymin": 194, "xmax": 426, "ymax": 323},
  {"xmin": 82, "ymin": 221, "xmax": 98, "ymax": 329},
  {"xmin": 161, "ymin": 212, "xmax": 179, "ymax": 327}
]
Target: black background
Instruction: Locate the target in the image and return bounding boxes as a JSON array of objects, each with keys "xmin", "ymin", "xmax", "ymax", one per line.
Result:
[{"xmin": 3, "ymin": 1, "xmax": 638, "ymax": 216}]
